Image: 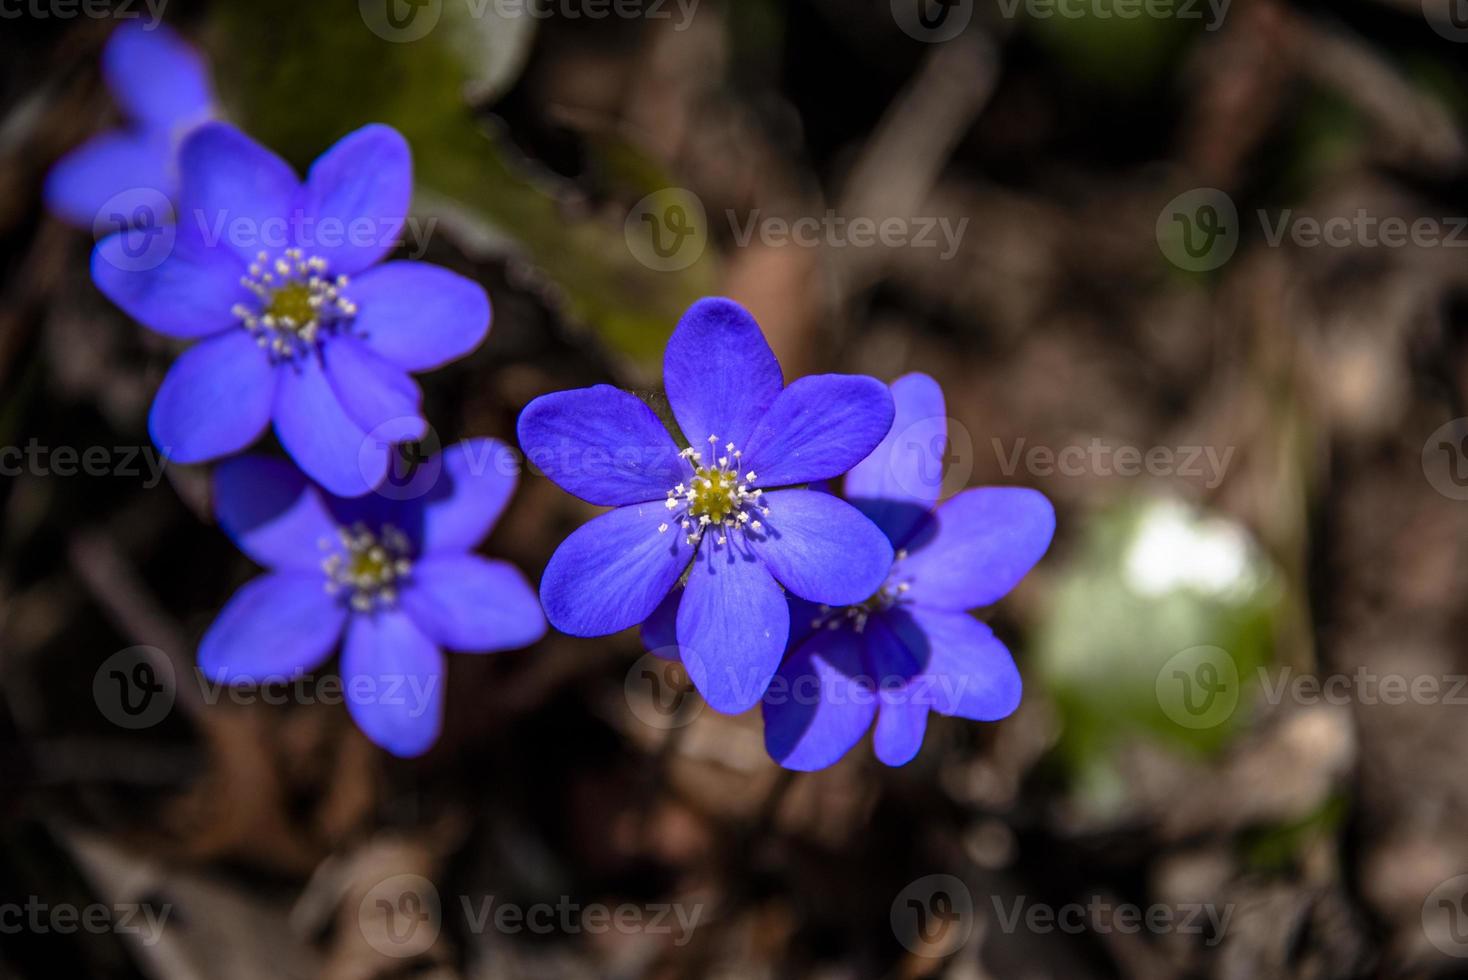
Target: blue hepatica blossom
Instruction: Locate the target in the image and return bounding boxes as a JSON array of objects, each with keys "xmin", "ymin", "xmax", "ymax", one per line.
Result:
[
  {"xmin": 517, "ymin": 298, "xmax": 897, "ymax": 714},
  {"xmin": 46, "ymin": 21, "xmax": 216, "ymax": 227},
  {"xmin": 202, "ymin": 441, "xmax": 546, "ymax": 757},
  {"xmin": 91, "ymin": 121, "xmax": 490, "ymax": 496},
  {"xmin": 744, "ymin": 373, "xmax": 1055, "ymax": 770}
]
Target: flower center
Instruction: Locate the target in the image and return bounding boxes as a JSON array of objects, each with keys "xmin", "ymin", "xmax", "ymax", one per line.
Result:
[
  {"xmin": 659, "ymin": 435, "xmax": 769, "ymax": 546},
  {"xmin": 234, "ymin": 248, "xmax": 356, "ymax": 361},
  {"xmin": 811, "ymin": 551, "xmax": 912, "ymax": 633},
  {"xmin": 322, "ymin": 523, "xmax": 413, "ymax": 613}
]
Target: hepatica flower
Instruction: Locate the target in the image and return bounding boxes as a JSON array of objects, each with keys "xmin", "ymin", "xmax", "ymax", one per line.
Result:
[
  {"xmin": 518, "ymin": 298, "xmax": 896, "ymax": 713},
  {"xmin": 754, "ymin": 373, "xmax": 1055, "ymax": 770},
  {"xmin": 201, "ymin": 441, "xmax": 545, "ymax": 756},
  {"xmin": 91, "ymin": 121, "xmax": 490, "ymax": 496},
  {"xmin": 46, "ymin": 21, "xmax": 215, "ymax": 227}
]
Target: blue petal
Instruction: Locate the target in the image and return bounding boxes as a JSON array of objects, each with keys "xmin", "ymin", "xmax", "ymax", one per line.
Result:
[
  {"xmin": 517, "ymin": 385, "xmax": 686, "ymax": 506},
  {"xmin": 46, "ymin": 131, "xmax": 172, "ymax": 228},
  {"xmin": 864, "ymin": 613, "xmax": 930, "ymax": 766},
  {"xmin": 663, "ymin": 297, "xmax": 782, "ymax": 451},
  {"xmin": 149, "ymin": 329, "xmax": 276, "ymax": 463},
  {"xmin": 677, "ymin": 539, "xmax": 788, "ymax": 714},
  {"xmin": 753, "ymin": 490, "xmax": 893, "ymax": 605},
  {"xmin": 539, "ymin": 502, "xmax": 693, "ymax": 636},
  {"xmin": 198, "ymin": 572, "xmax": 346, "ymax": 683},
  {"xmin": 640, "ymin": 587, "xmax": 681, "ymax": 660},
  {"xmin": 399, "ymin": 555, "xmax": 546, "ymax": 653},
  {"xmin": 417, "ymin": 439, "xmax": 520, "ymax": 554},
  {"xmin": 297, "ymin": 124, "xmax": 411, "ymax": 275},
  {"xmin": 845, "ymin": 373, "xmax": 947, "ymax": 548},
  {"xmin": 273, "ymin": 354, "xmax": 387, "ymax": 498},
  {"xmin": 341, "ymin": 609, "xmax": 444, "ymax": 758},
  {"xmin": 176, "ymin": 123, "xmax": 299, "ymax": 263},
  {"xmin": 742, "ymin": 375, "xmax": 894, "ymax": 487},
  {"xmin": 900, "ymin": 487, "xmax": 1055, "ymax": 610},
  {"xmin": 885, "ymin": 607, "xmax": 1022, "ymax": 721},
  {"xmin": 103, "ymin": 21, "xmax": 213, "ymax": 130},
  {"xmin": 213, "ymin": 455, "xmax": 339, "ymax": 572},
  {"xmin": 872, "ymin": 696, "xmax": 929, "ymax": 767},
  {"xmin": 762, "ymin": 629, "xmax": 876, "ymax": 771},
  {"xmin": 350, "ymin": 262, "xmax": 490, "ymax": 371},
  {"xmin": 323, "ymin": 336, "xmax": 426, "ymax": 443},
  {"xmin": 785, "ymin": 594, "xmax": 826, "ymax": 651},
  {"xmin": 92, "ymin": 233, "xmax": 249, "ymax": 339}
]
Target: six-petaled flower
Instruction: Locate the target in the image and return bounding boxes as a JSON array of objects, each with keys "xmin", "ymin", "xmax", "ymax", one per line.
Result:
[
  {"xmin": 201, "ymin": 441, "xmax": 546, "ymax": 757},
  {"xmin": 91, "ymin": 121, "xmax": 490, "ymax": 496},
  {"xmin": 518, "ymin": 297, "xmax": 898, "ymax": 713}
]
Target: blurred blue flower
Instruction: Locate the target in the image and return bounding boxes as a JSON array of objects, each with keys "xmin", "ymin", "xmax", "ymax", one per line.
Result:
[
  {"xmin": 91, "ymin": 121, "xmax": 490, "ymax": 496},
  {"xmin": 201, "ymin": 442, "xmax": 545, "ymax": 757},
  {"xmin": 517, "ymin": 297, "xmax": 896, "ymax": 714},
  {"xmin": 693, "ymin": 373, "xmax": 1054, "ymax": 769},
  {"xmin": 46, "ymin": 21, "xmax": 216, "ymax": 227}
]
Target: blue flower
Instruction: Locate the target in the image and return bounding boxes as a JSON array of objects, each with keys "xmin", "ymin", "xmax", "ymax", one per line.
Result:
[
  {"xmin": 734, "ymin": 373, "xmax": 1055, "ymax": 770},
  {"xmin": 46, "ymin": 21, "xmax": 216, "ymax": 227},
  {"xmin": 91, "ymin": 121, "xmax": 491, "ymax": 497},
  {"xmin": 517, "ymin": 297, "xmax": 897, "ymax": 714},
  {"xmin": 200, "ymin": 441, "xmax": 546, "ymax": 757}
]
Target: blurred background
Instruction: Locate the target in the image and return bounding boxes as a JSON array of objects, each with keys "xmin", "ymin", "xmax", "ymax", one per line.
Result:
[{"xmin": 3, "ymin": 0, "xmax": 1468, "ymax": 976}]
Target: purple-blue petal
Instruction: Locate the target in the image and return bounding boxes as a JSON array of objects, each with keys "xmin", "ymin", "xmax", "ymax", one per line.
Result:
[
  {"xmin": 844, "ymin": 372, "xmax": 947, "ymax": 548},
  {"xmin": 517, "ymin": 385, "xmax": 686, "ymax": 506},
  {"xmin": 176, "ymin": 123, "xmax": 299, "ymax": 263},
  {"xmin": 762, "ymin": 629, "xmax": 877, "ymax": 771},
  {"xmin": 102, "ymin": 21, "xmax": 213, "ymax": 130},
  {"xmin": 213, "ymin": 455, "xmax": 340, "ymax": 572},
  {"xmin": 640, "ymin": 587, "xmax": 682, "ymax": 660},
  {"xmin": 350, "ymin": 261, "xmax": 490, "ymax": 371},
  {"xmin": 149, "ymin": 329, "xmax": 276, "ymax": 463},
  {"xmin": 297, "ymin": 124, "xmax": 411, "ymax": 275},
  {"xmin": 663, "ymin": 297, "xmax": 782, "ymax": 451},
  {"xmin": 884, "ymin": 606, "xmax": 1022, "ymax": 721},
  {"xmin": 46, "ymin": 131, "xmax": 173, "ymax": 228},
  {"xmin": 539, "ymin": 502, "xmax": 693, "ymax": 636},
  {"xmin": 872, "ymin": 696, "xmax": 929, "ymax": 767},
  {"xmin": 677, "ymin": 539, "xmax": 788, "ymax": 714},
  {"xmin": 323, "ymin": 336, "xmax": 426, "ymax": 443},
  {"xmin": 753, "ymin": 489, "xmax": 893, "ymax": 605},
  {"xmin": 417, "ymin": 438, "xmax": 520, "ymax": 554},
  {"xmin": 399, "ymin": 554, "xmax": 546, "ymax": 653},
  {"xmin": 742, "ymin": 374, "xmax": 895, "ymax": 488},
  {"xmin": 92, "ymin": 233, "xmax": 248, "ymax": 339},
  {"xmin": 341, "ymin": 609, "xmax": 444, "ymax": 757},
  {"xmin": 197, "ymin": 572, "xmax": 346, "ymax": 683},
  {"xmin": 273, "ymin": 354, "xmax": 387, "ymax": 498},
  {"xmin": 901, "ymin": 487, "xmax": 1055, "ymax": 611}
]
